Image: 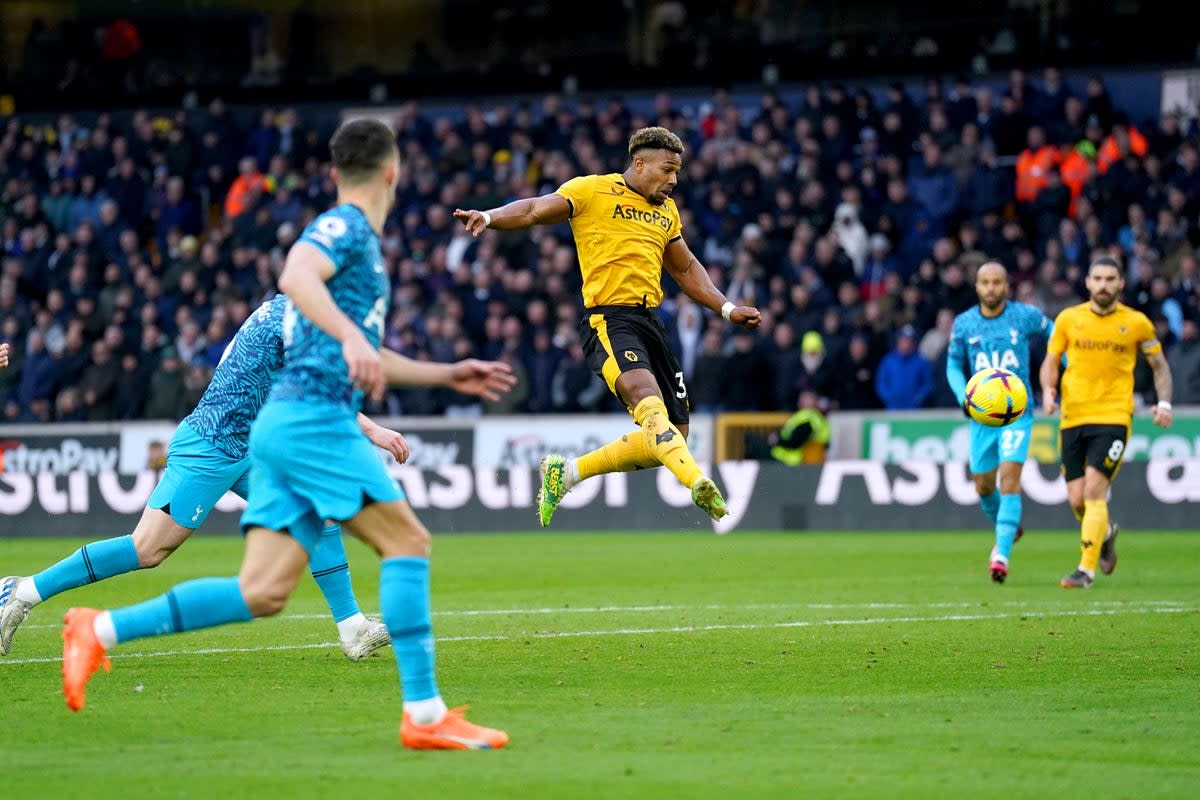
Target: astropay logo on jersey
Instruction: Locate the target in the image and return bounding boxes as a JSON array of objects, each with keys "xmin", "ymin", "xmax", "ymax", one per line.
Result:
[{"xmin": 0, "ymin": 438, "xmax": 118, "ymax": 475}]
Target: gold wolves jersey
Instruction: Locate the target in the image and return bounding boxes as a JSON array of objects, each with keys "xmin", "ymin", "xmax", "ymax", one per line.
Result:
[
  {"xmin": 1047, "ymin": 302, "xmax": 1161, "ymax": 428},
  {"xmin": 555, "ymin": 174, "xmax": 682, "ymax": 308}
]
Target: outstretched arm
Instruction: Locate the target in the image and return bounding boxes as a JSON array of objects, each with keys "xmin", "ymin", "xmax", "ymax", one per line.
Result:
[
  {"xmin": 380, "ymin": 348, "xmax": 516, "ymax": 402},
  {"xmin": 1146, "ymin": 350, "xmax": 1173, "ymax": 428},
  {"xmin": 453, "ymin": 193, "xmax": 572, "ymax": 237},
  {"xmin": 663, "ymin": 237, "xmax": 761, "ymax": 328}
]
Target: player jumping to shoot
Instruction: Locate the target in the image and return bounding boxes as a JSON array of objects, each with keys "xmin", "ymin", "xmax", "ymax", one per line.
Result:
[
  {"xmin": 454, "ymin": 127, "xmax": 761, "ymax": 528},
  {"xmin": 947, "ymin": 262, "xmax": 1053, "ymax": 583}
]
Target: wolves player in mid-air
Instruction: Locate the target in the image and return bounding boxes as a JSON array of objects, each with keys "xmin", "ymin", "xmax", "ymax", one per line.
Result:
[
  {"xmin": 62, "ymin": 118, "xmax": 511, "ymax": 750},
  {"xmin": 947, "ymin": 262, "xmax": 1053, "ymax": 583},
  {"xmin": 1, "ymin": 277, "xmax": 513, "ymax": 663}
]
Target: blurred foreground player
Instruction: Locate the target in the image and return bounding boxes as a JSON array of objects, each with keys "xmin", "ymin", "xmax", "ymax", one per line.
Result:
[{"xmin": 61, "ymin": 118, "xmax": 512, "ymax": 750}]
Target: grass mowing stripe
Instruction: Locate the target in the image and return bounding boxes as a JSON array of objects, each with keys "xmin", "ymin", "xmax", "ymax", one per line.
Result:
[
  {"xmin": 18, "ymin": 597, "xmax": 1190, "ymax": 630},
  {"xmin": 4, "ymin": 603, "xmax": 1193, "ymax": 666}
]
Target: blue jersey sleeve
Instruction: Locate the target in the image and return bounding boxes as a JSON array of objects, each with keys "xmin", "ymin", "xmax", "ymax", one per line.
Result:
[
  {"xmin": 269, "ymin": 205, "xmax": 388, "ymax": 412},
  {"xmin": 297, "ymin": 213, "xmax": 357, "ymax": 273},
  {"xmin": 1026, "ymin": 305, "xmax": 1053, "ymax": 341},
  {"xmin": 946, "ymin": 316, "xmax": 969, "ymax": 405}
]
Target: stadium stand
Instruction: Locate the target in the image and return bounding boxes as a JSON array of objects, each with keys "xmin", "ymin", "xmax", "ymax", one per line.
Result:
[{"xmin": 2, "ymin": 70, "xmax": 1199, "ymax": 423}]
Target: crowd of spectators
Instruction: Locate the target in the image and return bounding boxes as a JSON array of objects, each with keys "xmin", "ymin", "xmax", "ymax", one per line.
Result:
[{"xmin": 3, "ymin": 68, "xmax": 1200, "ymax": 425}]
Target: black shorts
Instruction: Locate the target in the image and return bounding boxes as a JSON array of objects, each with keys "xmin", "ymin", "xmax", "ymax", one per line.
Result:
[
  {"xmin": 580, "ymin": 305, "xmax": 690, "ymax": 426},
  {"xmin": 1060, "ymin": 424, "xmax": 1130, "ymax": 482}
]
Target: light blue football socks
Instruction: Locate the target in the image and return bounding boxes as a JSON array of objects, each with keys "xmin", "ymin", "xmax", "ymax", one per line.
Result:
[
  {"xmin": 309, "ymin": 524, "xmax": 361, "ymax": 624},
  {"xmin": 27, "ymin": 535, "xmax": 140, "ymax": 604},
  {"xmin": 979, "ymin": 491, "xmax": 1000, "ymax": 525},
  {"xmin": 995, "ymin": 493, "xmax": 1022, "ymax": 561},
  {"xmin": 108, "ymin": 577, "xmax": 253, "ymax": 644},
  {"xmin": 381, "ymin": 557, "xmax": 439, "ymax": 703}
]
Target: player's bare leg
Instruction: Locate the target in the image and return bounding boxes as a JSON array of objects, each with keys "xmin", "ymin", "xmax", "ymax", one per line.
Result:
[
  {"xmin": 63, "ymin": 529, "xmax": 306, "ymax": 710},
  {"xmin": 344, "ymin": 500, "xmax": 508, "ymax": 749},
  {"xmin": 1061, "ymin": 468, "xmax": 1112, "ymax": 588},
  {"xmin": 2, "ymin": 508, "xmax": 190, "ymax": 655}
]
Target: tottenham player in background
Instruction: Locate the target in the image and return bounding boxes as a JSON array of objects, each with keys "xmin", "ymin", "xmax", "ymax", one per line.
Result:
[{"xmin": 947, "ymin": 262, "xmax": 1053, "ymax": 583}]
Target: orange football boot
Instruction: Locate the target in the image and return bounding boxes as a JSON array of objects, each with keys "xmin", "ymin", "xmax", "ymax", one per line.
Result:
[
  {"xmin": 400, "ymin": 706, "xmax": 509, "ymax": 750},
  {"xmin": 62, "ymin": 608, "xmax": 111, "ymax": 711}
]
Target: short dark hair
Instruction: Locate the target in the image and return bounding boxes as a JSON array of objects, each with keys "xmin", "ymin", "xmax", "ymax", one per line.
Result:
[
  {"xmin": 628, "ymin": 126, "xmax": 684, "ymax": 160},
  {"xmin": 1089, "ymin": 255, "xmax": 1122, "ymax": 273},
  {"xmin": 329, "ymin": 118, "xmax": 397, "ymax": 183}
]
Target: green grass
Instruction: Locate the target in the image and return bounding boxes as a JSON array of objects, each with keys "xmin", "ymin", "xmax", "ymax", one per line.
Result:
[{"xmin": 2, "ymin": 530, "xmax": 1198, "ymax": 799}]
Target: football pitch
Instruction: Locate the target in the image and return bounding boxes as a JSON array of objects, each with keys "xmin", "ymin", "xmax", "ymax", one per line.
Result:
[{"xmin": 2, "ymin": 530, "xmax": 1197, "ymax": 799}]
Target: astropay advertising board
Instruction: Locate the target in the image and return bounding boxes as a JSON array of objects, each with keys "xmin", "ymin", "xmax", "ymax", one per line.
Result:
[{"xmin": 471, "ymin": 414, "xmax": 714, "ymax": 469}]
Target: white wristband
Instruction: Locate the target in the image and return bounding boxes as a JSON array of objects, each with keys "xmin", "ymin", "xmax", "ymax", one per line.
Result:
[
  {"xmin": 1157, "ymin": 401, "xmax": 1172, "ymax": 411},
  {"xmin": 720, "ymin": 301, "xmax": 735, "ymax": 321},
  {"xmin": 480, "ymin": 210, "xmax": 492, "ymax": 228}
]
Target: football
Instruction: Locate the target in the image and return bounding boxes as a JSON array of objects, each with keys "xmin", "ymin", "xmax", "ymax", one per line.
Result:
[{"xmin": 964, "ymin": 367, "xmax": 1028, "ymax": 427}]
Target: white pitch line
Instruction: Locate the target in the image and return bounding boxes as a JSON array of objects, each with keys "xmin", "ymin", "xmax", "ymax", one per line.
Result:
[
  {"xmin": 2, "ymin": 605, "xmax": 1194, "ymax": 667},
  {"xmin": 17, "ymin": 598, "xmax": 1191, "ymax": 630}
]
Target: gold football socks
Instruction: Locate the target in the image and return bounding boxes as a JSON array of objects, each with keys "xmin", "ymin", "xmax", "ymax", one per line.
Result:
[
  {"xmin": 1078, "ymin": 499, "xmax": 1109, "ymax": 576},
  {"xmin": 576, "ymin": 432, "xmax": 658, "ymax": 481},
  {"xmin": 632, "ymin": 396, "xmax": 702, "ymax": 488}
]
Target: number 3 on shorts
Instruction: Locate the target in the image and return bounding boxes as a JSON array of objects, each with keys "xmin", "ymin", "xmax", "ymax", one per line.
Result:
[{"xmin": 674, "ymin": 371, "xmax": 688, "ymax": 399}]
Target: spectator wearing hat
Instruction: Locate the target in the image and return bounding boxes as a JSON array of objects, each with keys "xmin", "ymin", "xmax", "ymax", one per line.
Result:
[
  {"xmin": 798, "ymin": 330, "xmax": 836, "ymax": 399},
  {"xmin": 875, "ymin": 325, "xmax": 933, "ymax": 410},
  {"xmin": 1060, "ymin": 139, "xmax": 1096, "ymax": 217},
  {"xmin": 831, "ymin": 201, "xmax": 869, "ymax": 274}
]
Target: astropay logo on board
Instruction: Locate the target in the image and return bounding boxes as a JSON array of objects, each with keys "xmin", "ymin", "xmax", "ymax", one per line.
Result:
[
  {"xmin": 0, "ymin": 439, "xmax": 118, "ymax": 476},
  {"xmin": 474, "ymin": 418, "xmax": 648, "ymax": 469}
]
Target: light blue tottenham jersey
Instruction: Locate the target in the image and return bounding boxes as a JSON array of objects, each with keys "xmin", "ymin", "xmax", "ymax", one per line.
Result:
[
  {"xmin": 267, "ymin": 203, "xmax": 389, "ymax": 413},
  {"xmin": 184, "ymin": 293, "xmax": 288, "ymax": 459},
  {"xmin": 947, "ymin": 301, "xmax": 1053, "ymax": 412}
]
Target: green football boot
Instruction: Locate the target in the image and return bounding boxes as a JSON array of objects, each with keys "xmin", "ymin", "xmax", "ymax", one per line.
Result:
[
  {"xmin": 690, "ymin": 476, "xmax": 728, "ymax": 522},
  {"xmin": 537, "ymin": 454, "xmax": 569, "ymax": 528}
]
